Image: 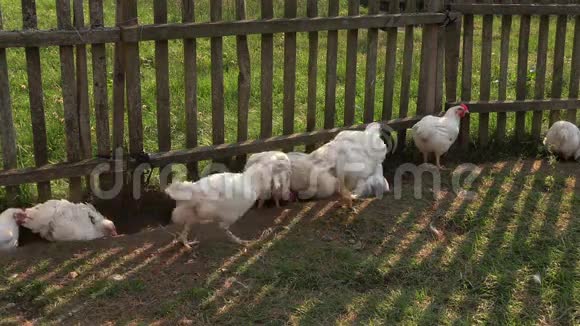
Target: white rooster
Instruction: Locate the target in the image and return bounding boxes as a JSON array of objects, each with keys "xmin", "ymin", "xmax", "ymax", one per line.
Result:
[
  {"xmin": 244, "ymin": 151, "xmax": 292, "ymax": 208},
  {"xmin": 412, "ymin": 104, "xmax": 469, "ymax": 169},
  {"xmin": 165, "ymin": 161, "xmax": 272, "ymax": 248},
  {"xmin": 0, "ymin": 208, "xmax": 23, "ymax": 250},
  {"xmin": 287, "ymin": 152, "xmax": 339, "ymax": 200},
  {"xmin": 544, "ymin": 121, "xmax": 580, "ymax": 161},
  {"xmin": 15, "ymin": 200, "xmax": 117, "ymax": 242},
  {"xmin": 310, "ymin": 122, "xmax": 391, "ymax": 201}
]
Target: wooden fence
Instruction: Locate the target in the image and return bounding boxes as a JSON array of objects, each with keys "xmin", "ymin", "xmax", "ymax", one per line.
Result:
[{"xmin": 0, "ymin": 0, "xmax": 578, "ymax": 204}]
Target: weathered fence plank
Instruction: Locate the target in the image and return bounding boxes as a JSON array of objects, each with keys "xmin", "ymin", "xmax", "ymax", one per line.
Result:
[
  {"xmin": 363, "ymin": 0, "xmax": 379, "ymax": 123},
  {"xmin": 568, "ymin": 16, "xmax": 580, "ymax": 124},
  {"xmin": 496, "ymin": 1, "xmax": 512, "ymax": 142},
  {"xmin": 211, "ymin": 0, "xmax": 225, "ymax": 146},
  {"xmin": 459, "ymin": 0, "xmax": 474, "ymax": 150},
  {"xmin": 112, "ymin": 0, "xmax": 125, "ymax": 153},
  {"xmin": 449, "ymin": 3, "xmax": 580, "ymax": 16},
  {"xmin": 235, "ymin": 0, "xmax": 251, "ymax": 167},
  {"xmin": 57, "ymin": 0, "xmax": 82, "ymax": 201},
  {"xmin": 121, "ymin": 14, "xmax": 451, "ymax": 42},
  {"xmin": 398, "ymin": 0, "xmax": 417, "ymax": 151},
  {"xmin": 417, "ymin": 0, "xmax": 441, "ymax": 116},
  {"xmin": 22, "ymin": 0, "xmax": 51, "ymax": 201},
  {"xmin": 447, "ymin": 99, "xmax": 580, "ymax": 112},
  {"xmin": 532, "ymin": 12, "xmax": 550, "ymax": 139},
  {"xmin": 478, "ymin": 0, "xmax": 493, "ymax": 146},
  {"xmin": 382, "ymin": 0, "xmax": 399, "ymax": 121},
  {"xmin": 183, "ymin": 0, "xmax": 198, "ymax": 180},
  {"xmin": 0, "ymin": 8, "xmax": 18, "ymax": 204},
  {"xmin": 74, "ymin": 0, "xmax": 91, "ymax": 161},
  {"xmin": 283, "ymin": 0, "xmax": 297, "ymax": 149},
  {"xmin": 305, "ymin": 0, "xmax": 318, "ymax": 152},
  {"xmin": 154, "ymin": 0, "xmax": 171, "ymax": 154},
  {"xmin": 324, "ymin": 0, "xmax": 339, "ymax": 128},
  {"xmin": 550, "ymin": 15, "xmax": 568, "ymax": 125},
  {"xmin": 260, "ymin": 0, "xmax": 273, "ymax": 138},
  {"xmin": 0, "ymin": 117, "xmax": 423, "ymax": 187},
  {"xmin": 515, "ymin": 14, "xmax": 531, "ymax": 141},
  {"xmin": 445, "ymin": 15, "xmax": 462, "ymax": 108},
  {"xmin": 89, "ymin": 0, "xmax": 110, "ymax": 159},
  {"xmin": 344, "ymin": 0, "xmax": 359, "ymax": 126},
  {"xmin": 124, "ymin": 0, "xmax": 144, "ymax": 160}
]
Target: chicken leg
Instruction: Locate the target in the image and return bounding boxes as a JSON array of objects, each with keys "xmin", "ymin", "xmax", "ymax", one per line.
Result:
[
  {"xmin": 435, "ymin": 154, "xmax": 448, "ymax": 170},
  {"xmin": 220, "ymin": 223, "xmax": 249, "ymax": 245},
  {"xmin": 423, "ymin": 152, "xmax": 429, "ymax": 164},
  {"xmin": 177, "ymin": 224, "xmax": 199, "ymax": 250}
]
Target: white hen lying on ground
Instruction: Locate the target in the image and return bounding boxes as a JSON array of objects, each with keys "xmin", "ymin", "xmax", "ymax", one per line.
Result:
[
  {"xmin": 165, "ymin": 161, "xmax": 272, "ymax": 249},
  {"xmin": 0, "ymin": 208, "xmax": 23, "ymax": 250},
  {"xmin": 14, "ymin": 200, "xmax": 117, "ymax": 242},
  {"xmin": 310, "ymin": 122, "xmax": 391, "ymax": 202},
  {"xmin": 244, "ymin": 151, "xmax": 292, "ymax": 208},
  {"xmin": 544, "ymin": 121, "xmax": 580, "ymax": 161},
  {"xmin": 412, "ymin": 104, "xmax": 469, "ymax": 169}
]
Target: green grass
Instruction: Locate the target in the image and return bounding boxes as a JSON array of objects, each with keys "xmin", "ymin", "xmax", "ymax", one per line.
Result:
[
  {"xmin": 0, "ymin": 158, "xmax": 577, "ymax": 325},
  {"xmin": 0, "ymin": 1, "xmax": 578, "ymax": 205}
]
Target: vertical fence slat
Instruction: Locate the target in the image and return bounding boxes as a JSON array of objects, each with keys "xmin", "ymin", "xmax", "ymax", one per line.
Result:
[
  {"xmin": 89, "ymin": 0, "xmax": 110, "ymax": 159},
  {"xmin": 124, "ymin": 0, "xmax": 143, "ymax": 157},
  {"xmin": 568, "ymin": 16, "xmax": 580, "ymax": 124},
  {"xmin": 382, "ymin": 0, "xmax": 398, "ymax": 121},
  {"xmin": 57, "ymin": 0, "xmax": 82, "ymax": 201},
  {"xmin": 22, "ymin": 0, "xmax": 51, "ymax": 201},
  {"xmin": 113, "ymin": 0, "xmax": 125, "ymax": 153},
  {"xmin": 532, "ymin": 13, "xmax": 550, "ymax": 139},
  {"xmin": 550, "ymin": 15, "xmax": 568, "ymax": 125},
  {"xmin": 515, "ymin": 14, "xmax": 531, "ymax": 141},
  {"xmin": 478, "ymin": 0, "xmax": 493, "ymax": 147},
  {"xmin": 0, "ymin": 9, "xmax": 19, "ymax": 204},
  {"xmin": 283, "ymin": 0, "xmax": 297, "ymax": 149},
  {"xmin": 417, "ymin": 0, "xmax": 441, "ymax": 116},
  {"xmin": 73, "ymin": 0, "xmax": 91, "ymax": 161},
  {"xmin": 211, "ymin": 1, "xmax": 224, "ymax": 146},
  {"xmin": 305, "ymin": 0, "xmax": 318, "ymax": 152},
  {"xmin": 363, "ymin": 0, "xmax": 379, "ymax": 123},
  {"xmin": 154, "ymin": 0, "xmax": 170, "ymax": 154},
  {"xmin": 398, "ymin": 0, "xmax": 416, "ymax": 151},
  {"xmin": 260, "ymin": 0, "xmax": 273, "ymax": 138},
  {"xmin": 459, "ymin": 0, "xmax": 474, "ymax": 150},
  {"xmin": 235, "ymin": 0, "xmax": 250, "ymax": 166},
  {"xmin": 445, "ymin": 15, "xmax": 462, "ymax": 107},
  {"xmin": 183, "ymin": 0, "xmax": 198, "ymax": 180},
  {"xmin": 496, "ymin": 5, "xmax": 512, "ymax": 142},
  {"xmin": 324, "ymin": 0, "xmax": 339, "ymax": 128},
  {"xmin": 343, "ymin": 0, "xmax": 359, "ymax": 126}
]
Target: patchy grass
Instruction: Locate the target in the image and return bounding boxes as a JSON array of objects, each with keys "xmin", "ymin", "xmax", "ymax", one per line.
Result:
[
  {"xmin": 0, "ymin": 1, "xmax": 579, "ymax": 205},
  {"xmin": 0, "ymin": 158, "xmax": 577, "ymax": 325}
]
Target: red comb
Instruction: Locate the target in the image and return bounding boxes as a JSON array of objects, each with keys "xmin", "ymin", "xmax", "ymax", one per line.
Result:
[{"xmin": 460, "ymin": 103, "xmax": 469, "ymax": 111}]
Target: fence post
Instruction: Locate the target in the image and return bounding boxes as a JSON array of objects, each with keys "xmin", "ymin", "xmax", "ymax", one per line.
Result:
[
  {"xmin": 445, "ymin": 14, "xmax": 461, "ymax": 107},
  {"xmin": 22, "ymin": 0, "xmax": 51, "ymax": 201},
  {"xmin": 305, "ymin": 0, "xmax": 319, "ymax": 153},
  {"xmin": 459, "ymin": 0, "xmax": 474, "ymax": 150},
  {"xmin": 569, "ymin": 15, "xmax": 580, "ymax": 124},
  {"xmin": 398, "ymin": 0, "xmax": 418, "ymax": 152},
  {"xmin": 417, "ymin": 0, "xmax": 443, "ymax": 116},
  {"xmin": 0, "ymin": 7, "xmax": 19, "ymax": 205},
  {"xmin": 182, "ymin": 0, "xmax": 198, "ymax": 180},
  {"xmin": 363, "ymin": 0, "xmax": 378, "ymax": 123},
  {"xmin": 324, "ymin": 0, "xmax": 339, "ymax": 128},
  {"xmin": 73, "ymin": 0, "xmax": 91, "ymax": 162}
]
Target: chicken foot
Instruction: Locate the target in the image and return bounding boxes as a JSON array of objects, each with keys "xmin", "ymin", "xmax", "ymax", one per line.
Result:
[{"xmin": 177, "ymin": 224, "xmax": 199, "ymax": 250}]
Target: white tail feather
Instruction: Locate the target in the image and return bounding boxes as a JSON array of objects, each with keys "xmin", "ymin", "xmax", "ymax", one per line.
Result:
[{"xmin": 165, "ymin": 182, "xmax": 195, "ymax": 201}]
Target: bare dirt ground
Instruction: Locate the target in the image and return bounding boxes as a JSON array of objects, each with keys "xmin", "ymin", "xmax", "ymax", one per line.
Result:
[{"xmin": 0, "ymin": 158, "xmax": 578, "ymax": 325}]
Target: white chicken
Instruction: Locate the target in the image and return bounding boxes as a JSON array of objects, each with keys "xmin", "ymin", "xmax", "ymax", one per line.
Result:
[
  {"xmin": 412, "ymin": 104, "xmax": 469, "ymax": 169},
  {"xmin": 543, "ymin": 121, "xmax": 580, "ymax": 161},
  {"xmin": 244, "ymin": 151, "xmax": 292, "ymax": 208},
  {"xmin": 165, "ymin": 161, "xmax": 272, "ymax": 248},
  {"xmin": 287, "ymin": 152, "xmax": 339, "ymax": 200},
  {"xmin": 0, "ymin": 208, "xmax": 23, "ymax": 250},
  {"xmin": 310, "ymin": 122, "xmax": 391, "ymax": 201},
  {"xmin": 15, "ymin": 199, "xmax": 117, "ymax": 242}
]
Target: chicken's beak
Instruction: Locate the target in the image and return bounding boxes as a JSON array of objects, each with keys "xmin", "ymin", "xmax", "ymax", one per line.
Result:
[{"xmin": 13, "ymin": 211, "xmax": 29, "ymax": 225}]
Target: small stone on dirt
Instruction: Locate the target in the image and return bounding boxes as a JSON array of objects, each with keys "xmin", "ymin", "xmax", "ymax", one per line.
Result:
[
  {"xmin": 5, "ymin": 302, "xmax": 16, "ymax": 309},
  {"xmin": 111, "ymin": 274, "xmax": 125, "ymax": 281},
  {"xmin": 9, "ymin": 273, "xmax": 18, "ymax": 280},
  {"xmin": 352, "ymin": 241, "xmax": 364, "ymax": 250},
  {"xmin": 68, "ymin": 271, "xmax": 79, "ymax": 279},
  {"xmin": 321, "ymin": 234, "xmax": 333, "ymax": 242}
]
